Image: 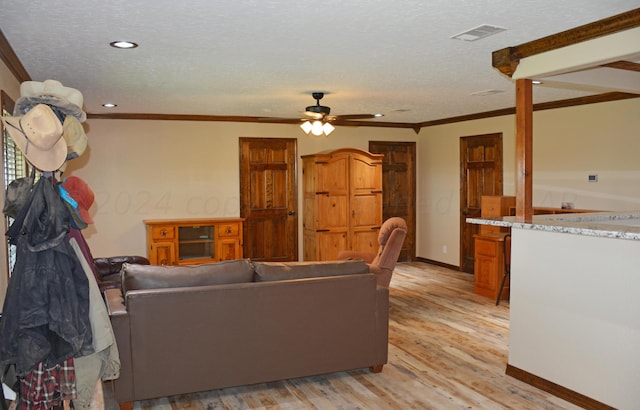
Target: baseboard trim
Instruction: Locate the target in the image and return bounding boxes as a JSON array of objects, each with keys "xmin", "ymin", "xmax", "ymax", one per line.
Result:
[
  {"xmin": 414, "ymin": 257, "xmax": 459, "ymax": 272},
  {"xmin": 505, "ymin": 364, "xmax": 615, "ymax": 410}
]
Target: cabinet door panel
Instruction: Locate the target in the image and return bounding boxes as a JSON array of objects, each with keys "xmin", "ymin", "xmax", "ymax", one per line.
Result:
[
  {"xmin": 351, "ymin": 229, "xmax": 379, "ymax": 255},
  {"xmin": 316, "ymin": 194, "xmax": 348, "ymax": 229},
  {"xmin": 218, "ymin": 238, "xmax": 240, "ymax": 261},
  {"xmin": 317, "ymin": 231, "xmax": 348, "ymax": 261},
  {"xmin": 351, "ymin": 193, "xmax": 382, "ymax": 228},
  {"xmin": 151, "ymin": 241, "xmax": 176, "ymax": 266},
  {"xmin": 350, "ymin": 156, "xmax": 382, "ymax": 195},
  {"xmin": 316, "ymin": 157, "xmax": 349, "ymax": 193},
  {"xmin": 474, "ymin": 255, "xmax": 496, "ymax": 290}
]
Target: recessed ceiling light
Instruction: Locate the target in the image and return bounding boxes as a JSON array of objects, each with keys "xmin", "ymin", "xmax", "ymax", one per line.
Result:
[
  {"xmin": 451, "ymin": 24, "xmax": 507, "ymax": 41},
  {"xmin": 110, "ymin": 41, "xmax": 138, "ymax": 49},
  {"xmin": 532, "ymin": 80, "xmax": 543, "ymax": 85},
  {"xmin": 374, "ymin": 114, "xmax": 384, "ymax": 118},
  {"xmin": 102, "ymin": 103, "xmax": 117, "ymax": 108}
]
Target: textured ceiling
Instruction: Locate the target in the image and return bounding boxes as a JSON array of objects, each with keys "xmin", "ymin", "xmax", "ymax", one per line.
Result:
[{"xmin": 0, "ymin": 0, "xmax": 638, "ymax": 124}]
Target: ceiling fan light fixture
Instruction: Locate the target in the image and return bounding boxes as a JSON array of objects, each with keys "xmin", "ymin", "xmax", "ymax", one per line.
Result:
[
  {"xmin": 311, "ymin": 120, "xmax": 325, "ymax": 136},
  {"xmin": 300, "ymin": 120, "xmax": 313, "ymax": 134},
  {"xmin": 300, "ymin": 120, "xmax": 334, "ymax": 137},
  {"xmin": 322, "ymin": 122, "xmax": 335, "ymax": 136}
]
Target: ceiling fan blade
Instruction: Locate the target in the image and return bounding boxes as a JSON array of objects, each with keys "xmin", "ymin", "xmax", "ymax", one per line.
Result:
[
  {"xmin": 304, "ymin": 111, "xmax": 325, "ymax": 120},
  {"xmin": 255, "ymin": 117, "xmax": 302, "ymax": 124},
  {"xmin": 332, "ymin": 114, "xmax": 376, "ymax": 121}
]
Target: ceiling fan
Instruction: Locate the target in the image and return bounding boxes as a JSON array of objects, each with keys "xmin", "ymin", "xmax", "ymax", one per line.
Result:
[
  {"xmin": 300, "ymin": 92, "xmax": 378, "ymax": 136},
  {"xmin": 303, "ymin": 92, "xmax": 377, "ymax": 122}
]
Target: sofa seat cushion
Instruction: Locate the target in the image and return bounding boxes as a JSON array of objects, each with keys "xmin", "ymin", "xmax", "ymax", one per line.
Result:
[
  {"xmin": 122, "ymin": 259, "xmax": 254, "ymax": 292},
  {"xmin": 253, "ymin": 259, "xmax": 369, "ymax": 282}
]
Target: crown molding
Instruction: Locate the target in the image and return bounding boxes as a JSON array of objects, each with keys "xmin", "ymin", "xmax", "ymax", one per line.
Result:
[{"xmin": 0, "ymin": 28, "xmax": 30, "ymax": 83}]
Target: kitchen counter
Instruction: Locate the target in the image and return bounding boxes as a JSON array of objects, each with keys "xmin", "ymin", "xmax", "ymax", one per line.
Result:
[
  {"xmin": 467, "ymin": 210, "xmax": 640, "ymax": 240},
  {"xmin": 467, "ymin": 210, "xmax": 640, "ymax": 409}
]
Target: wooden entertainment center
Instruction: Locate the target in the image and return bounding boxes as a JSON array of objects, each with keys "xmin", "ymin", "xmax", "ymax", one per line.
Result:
[{"xmin": 144, "ymin": 218, "xmax": 243, "ymax": 266}]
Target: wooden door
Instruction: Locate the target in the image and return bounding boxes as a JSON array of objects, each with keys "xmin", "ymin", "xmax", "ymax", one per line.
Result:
[
  {"xmin": 239, "ymin": 138, "xmax": 298, "ymax": 261},
  {"xmin": 369, "ymin": 141, "xmax": 416, "ymax": 261},
  {"xmin": 460, "ymin": 133, "xmax": 503, "ymax": 273}
]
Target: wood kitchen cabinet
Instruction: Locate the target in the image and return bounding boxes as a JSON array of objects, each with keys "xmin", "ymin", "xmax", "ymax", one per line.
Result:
[
  {"xmin": 302, "ymin": 148, "xmax": 383, "ymax": 261},
  {"xmin": 480, "ymin": 195, "xmax": 515, "ymax": 234},
  {"xmin": 473, "ymin": 232, "xmax": 509, "ymax": 300},
  {"xmin": 144, "ymin": 218, "xmax": 243, "ymax": 266}
]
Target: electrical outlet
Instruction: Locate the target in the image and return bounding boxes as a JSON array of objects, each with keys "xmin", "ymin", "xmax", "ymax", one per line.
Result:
[{"xmin": 442, "ymin": 245, "xmax": 448, "ymax": 254}]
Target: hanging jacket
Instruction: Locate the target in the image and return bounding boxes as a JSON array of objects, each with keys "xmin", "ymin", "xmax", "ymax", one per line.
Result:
[{"xmin": 0, "ymin": 176, "xmax": 93, "ymax": 376}]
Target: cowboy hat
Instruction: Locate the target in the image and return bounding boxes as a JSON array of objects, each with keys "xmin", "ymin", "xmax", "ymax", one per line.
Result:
[
  {"xmin": 13, "ymin": 79, "xmax": 87, "ymax": 122},
  {"xmin": 58, "ymin": 115, "xmax": 88, "ymax": 172},
  {"xmin": 62, "ymin": 115, "xmax": 88, "ymax": 160},
  {"xmin": 1, "ymin": 104, "xmax": 66, "ymax": 171},
  {"xmin": 60, "ymin": 176, "xmax": 94, "ymax": 225}
]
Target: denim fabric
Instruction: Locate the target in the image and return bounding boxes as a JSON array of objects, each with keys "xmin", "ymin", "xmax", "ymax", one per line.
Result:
[{"xmin": 0, "ymin": 177, "xmax": 92, "ymax": 376}]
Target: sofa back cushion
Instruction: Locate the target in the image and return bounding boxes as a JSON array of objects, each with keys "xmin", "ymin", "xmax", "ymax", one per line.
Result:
[
  {"xmin": 122, "ymin": 259, "xmax": 255, "ymax": 293},
  {"xmin": 253, "ymin": 259, "xmax": 369, "ymax": 282}
]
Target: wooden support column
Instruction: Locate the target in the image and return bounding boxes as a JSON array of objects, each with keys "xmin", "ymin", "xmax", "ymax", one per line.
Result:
[{"xmin": 515, "ymin": 78, "xmax": 533, "ymax": 220}]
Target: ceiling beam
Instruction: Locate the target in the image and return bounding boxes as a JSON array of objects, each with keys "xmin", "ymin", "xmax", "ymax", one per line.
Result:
[
  {"xmin": 492, "ymin": 8, "xmax": 640, "ymax": 77},
  {"xmin": 603, "ymin": 61, "xmax": 640, "ymax": 72}
]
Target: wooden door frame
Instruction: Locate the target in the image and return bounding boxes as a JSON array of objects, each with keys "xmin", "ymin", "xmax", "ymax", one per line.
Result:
[{"xmin": 459, "ymin": 133, "xmax": 503, "ymax": 272}]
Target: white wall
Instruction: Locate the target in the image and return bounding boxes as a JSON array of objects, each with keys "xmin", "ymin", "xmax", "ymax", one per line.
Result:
[
  {"xmin": 418, "ymin": 98, "xmax": 640, "ymax": 266},
  {"xmin": 533, "ymin": 100, "xmax": 640, "ymax": 211},
  {"xmin": 418, "ymin": 116, "xmax": 517, "ymax": 266},
  {"xmin": 64, "ymin": 119, "xmax": 416, "ymax": 258}
]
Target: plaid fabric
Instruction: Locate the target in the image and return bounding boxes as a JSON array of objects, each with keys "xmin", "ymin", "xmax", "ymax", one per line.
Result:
[{"xmin": 19, "ymin": 359, "xmax": 77, "ymax": 410}]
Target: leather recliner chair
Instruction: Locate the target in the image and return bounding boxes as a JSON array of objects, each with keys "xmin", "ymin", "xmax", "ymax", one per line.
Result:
[{"xmin": 338, "ymin": 217, "xmax": 407, "ymax": 287}]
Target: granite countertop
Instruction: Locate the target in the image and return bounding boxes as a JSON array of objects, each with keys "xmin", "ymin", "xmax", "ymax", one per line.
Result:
[{"xmin": 466, "ymin": 211, "xmax": 640, "ymax": 241}]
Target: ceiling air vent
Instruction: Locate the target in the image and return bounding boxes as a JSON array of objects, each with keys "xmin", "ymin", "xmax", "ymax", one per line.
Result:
[{"xmin": 451, "ymin": 24, "xmax": 507, "ymax": 41}]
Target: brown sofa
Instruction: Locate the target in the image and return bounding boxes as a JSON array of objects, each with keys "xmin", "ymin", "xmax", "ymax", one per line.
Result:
[{"xmin": 104, "ymin": 258, "xmax": 389, "ymax": 409}]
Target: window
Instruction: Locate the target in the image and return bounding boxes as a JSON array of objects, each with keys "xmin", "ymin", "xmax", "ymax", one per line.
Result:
[{"xmin": 1, "ymin": 90, "xmax": 27, "ymax": 276}]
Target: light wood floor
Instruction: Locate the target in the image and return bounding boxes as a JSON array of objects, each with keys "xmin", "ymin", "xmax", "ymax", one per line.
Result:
[{"xmin": 123, "ymin": 262, "xmax": 581, "ymax": 410}]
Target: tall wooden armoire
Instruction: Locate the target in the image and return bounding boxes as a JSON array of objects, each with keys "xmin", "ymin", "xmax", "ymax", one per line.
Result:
[{"xmin": 302, "ymin": 147, "xmax": 383, "ymax": 261}]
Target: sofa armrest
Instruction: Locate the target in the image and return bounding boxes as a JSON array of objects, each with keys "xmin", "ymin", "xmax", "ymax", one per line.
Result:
[
  {"xmin": 337, "ymin": 250, "xmax": 376, "ymax": 263},
  {"xmin": 374, "ymin": 285, "xmax": 390, "ymax": 367},
  {"xmin": 94, "ymin": 256, "xmax": 150, "ymax": 280},
  {"xmin": 105, "ymin": 288, "xmax": 127, "ymax": 315},
  {"xmin": 104, "ymin": 288, "xmax": 135, "ymax": 404}
]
